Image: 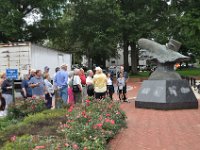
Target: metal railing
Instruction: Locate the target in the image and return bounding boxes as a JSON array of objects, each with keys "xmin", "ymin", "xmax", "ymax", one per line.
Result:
[{"xmin": 181, "ymin": 76, "xmax": 197, "ymax": 87}]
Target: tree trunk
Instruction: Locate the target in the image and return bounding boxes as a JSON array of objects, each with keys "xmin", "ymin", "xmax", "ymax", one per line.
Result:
[
  {"xmin": 87, "ymin": 48, "xmax": 93, "ymax": 69},
  {"xmin": 123, "ymin": 37, "xmax": 129, "ymax": 72},
  {"xmin": 102, "ymin": 58, "xmax": 106, "ymax": 69},
  {"xmin": 130, "ymin": 41, "xmax": 138, "ymax": 74}
]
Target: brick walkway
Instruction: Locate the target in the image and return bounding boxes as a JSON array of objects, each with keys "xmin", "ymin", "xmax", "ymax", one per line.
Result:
[{"xmin": 110, "ymin": 82, "xmax": 200, "ymax": 150}]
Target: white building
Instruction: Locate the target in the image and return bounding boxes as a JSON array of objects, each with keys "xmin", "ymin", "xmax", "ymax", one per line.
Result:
[
  {"xmin": 81, "ymin": 45, "xmax": 149, "ymax": 68},
  {"xmin": 106, "ymin": 46, "xmax": 148, "ymax": 68},
  {"xmin": 0, "ymin": 42, "xmax": 72, "ymax": 78}
]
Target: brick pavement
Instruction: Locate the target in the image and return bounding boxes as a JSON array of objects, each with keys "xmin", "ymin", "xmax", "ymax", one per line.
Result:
[{"xmin": 110, "ymin": 82, "xmax": 200, "ymax": 150}]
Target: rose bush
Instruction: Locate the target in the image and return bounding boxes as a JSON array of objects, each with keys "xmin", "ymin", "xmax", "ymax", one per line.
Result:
[
  {"xmin": 7, "ymin": 98, "xmax": 46, "ymax": 119},
  {"xmin": 58, "ymin": 98, "xmax": 126, "ymax": 149},
  {"xmin": 2, "ymin": 97, "xmax": 126, "ymax": 150}
]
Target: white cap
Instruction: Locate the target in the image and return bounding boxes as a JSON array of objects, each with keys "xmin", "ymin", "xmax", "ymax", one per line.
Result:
[{"xmin": 95, "ymin": 67, "xmax": 101, "ymax": 71}]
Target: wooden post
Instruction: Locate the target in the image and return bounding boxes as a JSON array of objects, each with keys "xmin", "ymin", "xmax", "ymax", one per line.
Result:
[{"xmin": 12, "ymin": 80, "xmax": 15, "ymax": 105}]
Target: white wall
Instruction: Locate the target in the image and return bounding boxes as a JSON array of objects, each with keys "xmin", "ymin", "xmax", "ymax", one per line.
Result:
[
  {"xmin": 106, "ymin": 48, "xmax": 131, "ymax": 67},
  {"xmin": 106, "ymin": 48, "xmax": 147, "ymax": 67},
  {"xmin": 31, "ymin": 44, "xmax": 72, "ymax": 78},
  {"xmin": 0, "ymin": 44, "xmax": 31, "ymax": 77}
]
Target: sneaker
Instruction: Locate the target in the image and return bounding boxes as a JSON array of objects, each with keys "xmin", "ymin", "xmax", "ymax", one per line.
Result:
[
  {"xmin": 0, "ymin": 111, "xmax": 7, "ymax": 117},
  {"xmin": 123, "ymin": 99, "xmax": 130, "ymax": 103}
]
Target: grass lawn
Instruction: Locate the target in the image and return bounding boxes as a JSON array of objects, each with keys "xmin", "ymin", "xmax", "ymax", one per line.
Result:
[
  {"xmin": 129, "ymin": 71, "xmax": 150, "ymax": 78},
  {"xmin": 129, "ymin": 68, "xmax": 200, "ymax": 78},
  {"xmin": 177, "ymin": 68, "xmax": 200, "ymax": 77}
]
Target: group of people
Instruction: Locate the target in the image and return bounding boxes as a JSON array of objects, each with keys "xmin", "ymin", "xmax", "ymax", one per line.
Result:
[
  {"xmin": 53, "ymin": 65, "xmax": 129, "ymax": 105},
  {"xmin": 0, "ymin": 64, "xmax": 129, "ymax": 117}
]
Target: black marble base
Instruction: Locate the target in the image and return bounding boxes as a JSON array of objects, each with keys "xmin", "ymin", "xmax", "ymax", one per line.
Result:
[{"xmin": 135, "ymin": 80, "xmax": 198, "ymax": 110}]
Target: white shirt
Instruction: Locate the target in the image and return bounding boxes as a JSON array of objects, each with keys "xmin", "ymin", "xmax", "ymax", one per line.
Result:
[
  {"xmin": 73, "ymin": 75, "xmax": 82, "ymax": 89},
  {"xmin": 86, "ymin": 76, "xmax": 93, "ymax": 85},
  {"xmin": 117, "ymin": 77, "xmax": 125, "ymax": 90},
  {"xmin": 107, "ymin": 78, "xmax": 112, "ymax": 85},
  {"xmin": 44, "ymin": 79, "xmax": 54, "ymax": 96}
]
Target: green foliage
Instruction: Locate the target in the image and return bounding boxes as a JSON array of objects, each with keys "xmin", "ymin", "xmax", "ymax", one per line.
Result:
[
  {"xmin": 0, "ymin": 109, "xmax": 66, "ymax": 147},
  {"xmin": 0, "ymin": 118, "xmax": 19, "ymax": 132},
  {"xmin": 129, "ymin": 68, "xmax": 200, "ymax": 78},
  {"xmin": 2, "ymin": 0, "xmax": 200, "ymax": 69},
  {"xmin": 177, "ymin": 68, "xmax": 200, "ymax": 77},
  {"xmin": 129, "ymin": 72, "xmax": 150, "ymax": 78},
  {"xmin": 1, "ymin": 98, "xmax": 126, "ymax": 150},
  {"xmin": 1, "ymin": 135, "xmax": 70, "ymax": 150},
  {"xmin": 58, "ymin": 98, "xmax": 126, "ymax": 149},
  {"xmin": 0, "ymin": 0, "xmax": 67, "ymax": 42},
  {"xmin": 7, "ymin": 98, "xmax": 47, "ymax": 119},
  {"xmin": 49, "ymin": 0, "xmax": 121, "ymax": 66}
]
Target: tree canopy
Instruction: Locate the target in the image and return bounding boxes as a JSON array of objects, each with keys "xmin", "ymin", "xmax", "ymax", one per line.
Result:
[
  {"xmin": 0, "ymin": 0, "xmax": 67, "ymax": 42},
  {"xmin": 0, "ymin": 0, "xmax": 200, "ymax": 70}
]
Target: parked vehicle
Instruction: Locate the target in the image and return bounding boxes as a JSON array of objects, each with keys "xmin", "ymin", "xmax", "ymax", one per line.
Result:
[{"xmin": 0, "ymin": 42, "xmax": 72, "ymax": 78}]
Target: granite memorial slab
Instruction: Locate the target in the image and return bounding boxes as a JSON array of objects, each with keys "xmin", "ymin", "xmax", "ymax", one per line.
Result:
[{"xmin": 135, "ymin": 38, "xmax": 198, "ymax": 110}]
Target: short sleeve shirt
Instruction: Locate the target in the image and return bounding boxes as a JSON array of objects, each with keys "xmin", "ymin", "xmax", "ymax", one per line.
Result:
[
  {"xmin": 117, "ymin": 77, "xmax": 126, "ymax": 90},
  {"xmin": 21, "ymin": 80, "xmax": 32, "ymax": 96},
  {"xmin": 86, "ymin": 76, "xmax": 93, "ymax": 85},
  {"xmin": 93, "ymin": 73, "xmax": 107, "ymax": 93},
  {"xmin": 117, "ymin": 71, "xmax": 128, "ymax": 80},
  {"xmin": 29, "ymin": 77, "xmax": 45, "ymax": 96},
  {"xmin": 73, "ymin": 75, "xmax": 82, "ymax": 86}
]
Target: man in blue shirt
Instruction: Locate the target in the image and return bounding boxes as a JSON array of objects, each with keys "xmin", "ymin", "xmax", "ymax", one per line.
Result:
[{"xmin": 54, "ymin": 64, "xmax": 68, "ymax": 104}]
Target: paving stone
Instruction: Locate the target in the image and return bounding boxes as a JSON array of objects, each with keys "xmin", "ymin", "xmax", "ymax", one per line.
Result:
[{"xmin": 110, "ymin": 81, "xmax": 200, "ymax": 150}]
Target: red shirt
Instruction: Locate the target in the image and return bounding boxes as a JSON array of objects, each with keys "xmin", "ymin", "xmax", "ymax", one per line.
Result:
[{"xmin": 79, "ymin": 74, "xmax": 86, "ymax": 85}]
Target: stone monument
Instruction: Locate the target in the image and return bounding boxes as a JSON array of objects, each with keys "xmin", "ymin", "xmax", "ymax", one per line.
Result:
[{"xmin": 135, "ymin": 38, "xmax": 198, "ymax": 110}]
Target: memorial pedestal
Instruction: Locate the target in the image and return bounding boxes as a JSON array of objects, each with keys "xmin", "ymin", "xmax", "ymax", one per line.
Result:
[{"xmin": 135, "ymin": 80, "xmax": 198, "ymax": 110}]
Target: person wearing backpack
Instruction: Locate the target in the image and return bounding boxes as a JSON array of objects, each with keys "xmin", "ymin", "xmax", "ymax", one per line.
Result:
[{"xmin": 72, "ymin": 69, "xmax": 82, "ymax": 103}]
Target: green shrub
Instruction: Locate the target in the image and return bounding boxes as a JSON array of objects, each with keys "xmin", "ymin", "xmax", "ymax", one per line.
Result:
[
  {"xmin": 0, "ymin": 109, "xmax": 67, "ymax": 147},
  {"xmin": 0, "ymin": 118, "xmax": 19, "ymax": 131},
  {"xmin": 1, "ymin": 135, "xmax": 72, "ymax": 150},
  {"xmin": 1, "ymin": 98, "xmax": 126, "ymax": 150},
  {"xmin": 58, "ymin": 98, "xmax": 126, "ymax": 149},
  {"xmin": 7, "ymin": 98, "xmax": 47, "ymax": 119}
]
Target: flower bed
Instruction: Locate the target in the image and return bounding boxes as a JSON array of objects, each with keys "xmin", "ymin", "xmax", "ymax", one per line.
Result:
[
  {"xmin": 1, "ymin": 98, "xmax": 126, "ymax": 150},
  {"xmin": 7, "ymin": 98, "xmax": 47, "ymax": 119}
]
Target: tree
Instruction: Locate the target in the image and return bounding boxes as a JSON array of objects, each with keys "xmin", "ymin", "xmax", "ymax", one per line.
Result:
[
  {"xmin": 0, "ymin": 0, "xmax": 67, "ymax": 42},
  {"xmin": 165, "ymin": 0, "xmax": 200, "ymax": 62},
  {"xmin": 50, "ymin": 0, "xmax": 120, "ymax": 68},
  {"xmin": 117, "ymin": 0, "xmax": 170, "ymax": 73}
]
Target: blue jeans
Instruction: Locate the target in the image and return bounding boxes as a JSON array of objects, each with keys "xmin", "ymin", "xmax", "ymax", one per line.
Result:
[{"xmin": 58, "ymin": 86, "xmax": 68, "ymax": 104}]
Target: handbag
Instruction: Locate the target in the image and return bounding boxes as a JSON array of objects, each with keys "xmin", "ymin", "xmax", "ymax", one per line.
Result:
[
  {"xmin": 73, "ymin": 85, "xmax": 80, "ymax": 93},
  {"xmin": 119, "ymin": 85, "xmax": 123, "ymax": 90},
  {"xmin": 72, "ymin": 77, "xmax": 80, "ymax": 93},
  {"xmin": 87, "ymin": 84, "xmax": 94, "ymax": 91}
]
